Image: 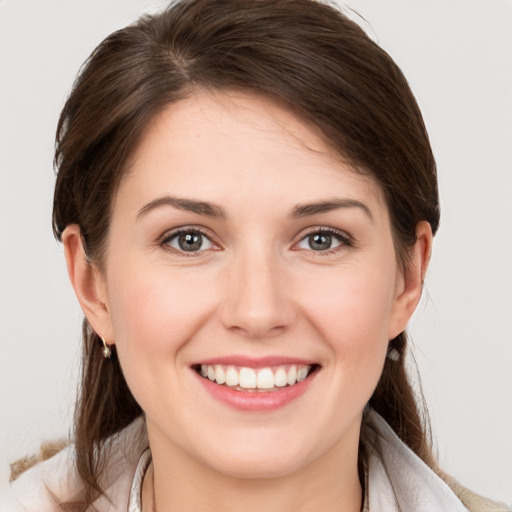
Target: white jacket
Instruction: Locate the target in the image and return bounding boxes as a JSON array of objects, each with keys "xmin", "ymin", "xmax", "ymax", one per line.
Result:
[{"xmin": 1, "ymin": 410, "xmax": 509, "ymax": 511}]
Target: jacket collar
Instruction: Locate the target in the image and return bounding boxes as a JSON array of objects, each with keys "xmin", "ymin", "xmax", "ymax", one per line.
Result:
[
  {"xmin": 3, "ymin": 412, "xmax": 470, "ymax": 511},
  {"xmin": 365, "ymin": 409, "xmax": 468, "ymax": 511}
]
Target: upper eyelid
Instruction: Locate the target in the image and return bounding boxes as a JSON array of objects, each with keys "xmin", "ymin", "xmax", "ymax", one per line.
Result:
[
  {"xmin": 295, "ymin": 226, "xmax": 353, "ymax": 242},
  {"xmin": 159, "ymin": 228, "xmax": 220, "ymax": 257},
  {"xmin": 157, "ymin": 224, "xmax": 353, "ymax": 249},
  {"xmin": 159, "ymin": 225, "xmax": 217, "ymax": 243},
  {"xmin": 291, "ymin": 227, "xmax": 355, "ymax": 255}
]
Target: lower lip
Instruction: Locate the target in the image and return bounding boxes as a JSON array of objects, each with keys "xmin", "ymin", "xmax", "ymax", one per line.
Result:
[{"xmin": 194, "ymin": 370, "xmax": 318, "ymax": 411}]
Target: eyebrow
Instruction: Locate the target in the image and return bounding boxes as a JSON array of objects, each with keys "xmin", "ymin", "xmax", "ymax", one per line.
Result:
[
  {"xmin": 137, "ymin": 196, "xmax": 227, "ymax": 219},
  {"xmin": 137, "ymin": 195, "xmax": 372, "ymax": 222},
  {"xmin": 291, "ymin": 199, "xmax": 373, "ymax": 221}
]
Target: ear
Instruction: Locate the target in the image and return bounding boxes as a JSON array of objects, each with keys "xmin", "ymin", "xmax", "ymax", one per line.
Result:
[
  {"xmin": 62, "ymin": 225, "xmax": 114, "ymax": 342},
  {"xmin": 388, "ymin": 221, "xmax": 433, "ymax": 340}
]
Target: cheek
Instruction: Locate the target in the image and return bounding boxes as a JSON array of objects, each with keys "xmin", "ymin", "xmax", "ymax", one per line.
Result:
[
  {"xmin": 105, "ymin": 263, "xmax": 217, "ymax": 382},
  {"xmin": 104, "ymin": 265, "xmax": 223, "ymax": 426},
  {"xmin": 299, "ymin": 264, "xmax": 397, "ymax": 349},
  {"xmin": 298, "ymin": 264, "xmax": 396, "ymax": 399}
]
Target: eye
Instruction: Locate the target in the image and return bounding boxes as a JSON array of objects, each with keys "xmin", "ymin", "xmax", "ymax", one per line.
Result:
[
  {"xmin": 163, "ymin": 229, "xmax": 215, "ymax": 253},
  {"xmin": 295, "ymin": 229, "xmax": 351, "ymax": 252}
]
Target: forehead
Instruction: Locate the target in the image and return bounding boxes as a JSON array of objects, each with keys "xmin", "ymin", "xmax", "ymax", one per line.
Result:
[{"xmin": 118, "ymin": 90, "xmax": 386, "ymax": 216}]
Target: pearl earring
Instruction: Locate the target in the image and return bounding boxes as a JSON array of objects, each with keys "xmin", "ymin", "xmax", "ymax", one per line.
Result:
[
  {"xmin": 101, "ymin": 337, "xmax": 111, "ymax": 359},
  {"xmin": 387, "ymin": 347, "xmax": 400, "ymax": 362}
]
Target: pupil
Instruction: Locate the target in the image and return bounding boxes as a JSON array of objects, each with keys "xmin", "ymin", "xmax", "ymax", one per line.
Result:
[
  {"xmin": 310, "ymin": 233, "xmax": 331, "ymax": 251},
  {"xmin": 179, "ymin": 232, "xmax": 202, "ymax": 251}
]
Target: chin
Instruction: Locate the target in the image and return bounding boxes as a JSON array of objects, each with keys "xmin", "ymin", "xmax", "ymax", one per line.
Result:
[
  {"xmin": 195, "ymin": 435, "xmax": 317, "ymax": 480},
  {"xmin": 210, "ymin": 455, "xmax": 305, "ymax": 480}
]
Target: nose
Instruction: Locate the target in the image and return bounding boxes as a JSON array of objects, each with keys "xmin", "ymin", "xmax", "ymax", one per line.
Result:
[{"xmin": 219, "ymin": 247, "xmax": 296, "ymax": 340}]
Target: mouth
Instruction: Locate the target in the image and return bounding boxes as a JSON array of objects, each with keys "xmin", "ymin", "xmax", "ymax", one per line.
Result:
[{"xmin": 192, "ymin": 363, "xmax": 320, "ymax": 393}]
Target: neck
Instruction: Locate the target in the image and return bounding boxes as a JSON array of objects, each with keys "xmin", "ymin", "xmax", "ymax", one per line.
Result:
[{"xmin": 142, "ymin": 427, "xmax": 362, "ymax": 512}]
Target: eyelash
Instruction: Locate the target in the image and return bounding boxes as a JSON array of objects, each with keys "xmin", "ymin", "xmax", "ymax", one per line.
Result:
[
  {"xmin": 160, "ymin": 227, "xmax": 218, "ymax": 256},
  {"xmin": 159, "ymin": 226, "xmax": 354, "ymax": 256},
  {"xmin": 294, "ymin": 227, "xmax": 354, "ymax": 255}
]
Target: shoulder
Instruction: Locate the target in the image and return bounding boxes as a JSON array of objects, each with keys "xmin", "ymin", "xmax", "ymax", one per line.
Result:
[
  {"xmin": 434, "ymin": 467, "xmax": 511, "ymax": 512},
  {"xmin": 0, "ymin": 445, "xmax": 81, "ymax": 512},
  {"xmin": 0, "ymin": 417, "xmax": 148, "ymax": 512}
]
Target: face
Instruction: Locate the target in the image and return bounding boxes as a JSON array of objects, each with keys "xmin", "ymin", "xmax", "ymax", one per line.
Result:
[{"xmin": 85, "ymin": 91, "xmax": 415, "ymax": 479}]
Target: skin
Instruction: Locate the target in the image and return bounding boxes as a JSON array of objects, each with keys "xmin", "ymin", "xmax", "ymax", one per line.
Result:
[{"xmin": 63, "ymin": 90, "xmax": 432, "ymax": 512}]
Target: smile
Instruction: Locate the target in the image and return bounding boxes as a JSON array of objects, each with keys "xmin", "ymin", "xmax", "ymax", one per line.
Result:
[
  {"xmin": 192, "ymin": 359, "xmax": 320, "ymax": 411},
  {"xmin": 196, "ymin": 363, "xmax": 317, "ymax": 391}
]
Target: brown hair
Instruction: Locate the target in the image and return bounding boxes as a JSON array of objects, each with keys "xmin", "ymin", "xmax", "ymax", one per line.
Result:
[{"xmin": 52, "ymin": 0, "xmax": 439, "ymax": 505}]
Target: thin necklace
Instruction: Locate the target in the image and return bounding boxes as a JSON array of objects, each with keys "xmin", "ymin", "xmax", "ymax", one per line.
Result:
[{"xmin": 152, "ymin": 465, "xmax": 158, "ymax": 512}]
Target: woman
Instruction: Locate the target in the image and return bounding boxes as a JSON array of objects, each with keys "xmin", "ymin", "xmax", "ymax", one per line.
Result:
[{"xmin": 1, "ymin": 0, "xmax": 508, "ymax": 510}]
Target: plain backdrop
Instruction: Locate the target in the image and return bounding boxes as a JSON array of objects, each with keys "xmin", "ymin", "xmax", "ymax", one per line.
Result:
[{"xmin": 1, "ymin": 0, "xmax": 511, "ymax": 504}]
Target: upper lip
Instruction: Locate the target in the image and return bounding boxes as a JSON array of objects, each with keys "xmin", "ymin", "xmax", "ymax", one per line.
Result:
[{"xmin": 192, "ymin": 355, "xmax": 318, "ymax": 368}]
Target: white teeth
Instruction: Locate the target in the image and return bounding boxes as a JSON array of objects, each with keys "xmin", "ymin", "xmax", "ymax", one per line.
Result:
[
  {"xmin": 214, "ymin": 365, "xmax": 226, "ymax": 385},
  {"xmin": 239, "ymin": 367, "xmax": 257, "ymax": 388},
  {"xmin": 199, "ymin": 363, "xmax": 314, "ymax": 389},
  {"xmin": 274, "ymin": 367, "xmax": 288, "ymax": 387},
  {"xmin": 256, "ymin": 368, "xmax": 274, "ymax": 389},
  {"xmin": 225, "ymin": 366, "xmax": 239, "ymax": 386},
  {"xmin": 287, "ymin": 365, "xmax": 297, "ymax": 385},
  {"xmin": 297, "ymin": 366, "xmax": 308, "ymax": 382}
]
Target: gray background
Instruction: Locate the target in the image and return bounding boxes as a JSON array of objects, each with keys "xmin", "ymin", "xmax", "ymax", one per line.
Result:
[{"xmin": 1, "ymin": 0, "xmax": 511, "ymax": 503}]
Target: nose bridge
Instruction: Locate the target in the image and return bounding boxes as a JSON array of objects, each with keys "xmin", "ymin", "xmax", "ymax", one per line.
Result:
[{"xmin": 221, "ymin": 240, "xmax": 293, "ymax": 338}]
